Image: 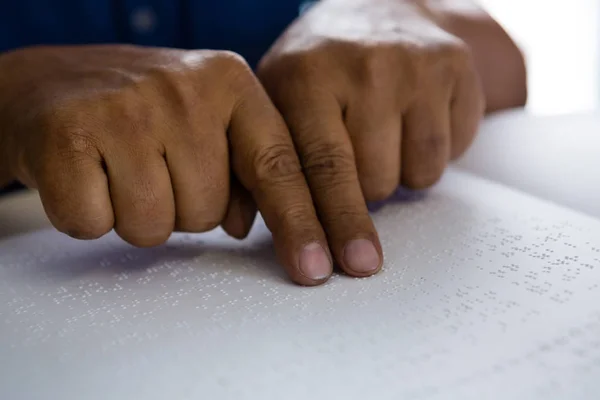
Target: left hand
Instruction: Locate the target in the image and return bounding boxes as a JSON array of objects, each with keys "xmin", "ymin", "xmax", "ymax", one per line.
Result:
[{"xmin": 257, "ymin": 0, "xmax": 485, "ymax": 276}]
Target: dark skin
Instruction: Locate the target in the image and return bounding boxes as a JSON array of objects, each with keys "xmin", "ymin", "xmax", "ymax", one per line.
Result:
[{"xmin": 0, "ymin": 0, "xmax": 526, "ymax": 285}]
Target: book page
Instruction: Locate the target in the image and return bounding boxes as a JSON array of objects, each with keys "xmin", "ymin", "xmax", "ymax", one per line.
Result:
[
  {"xmin": 455, "ymin": 110, "xmax": 600, "ymax": 219},
  {"xmin": 1, "ymin": 168, "xmax": 599, "ymax": 400}
]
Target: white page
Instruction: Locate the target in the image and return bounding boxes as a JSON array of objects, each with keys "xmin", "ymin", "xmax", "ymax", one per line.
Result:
[
  {"xmin": 456, "ymin": 110, "xmax": 600, "ymax": 219},
  {"xmin": 1, "ymin": 169, "xmax": 600, "ymax": 400}
]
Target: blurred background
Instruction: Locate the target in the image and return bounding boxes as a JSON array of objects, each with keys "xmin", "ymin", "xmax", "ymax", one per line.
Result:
[{"xmin": 480, "ymin": 0, "xmax": 599, "ymax": 115}]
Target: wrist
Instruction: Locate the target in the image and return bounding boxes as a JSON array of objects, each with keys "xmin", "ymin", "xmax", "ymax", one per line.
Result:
[{"xmin": 426, "ymin": 1, "xmax": 527, "ymax": 112}]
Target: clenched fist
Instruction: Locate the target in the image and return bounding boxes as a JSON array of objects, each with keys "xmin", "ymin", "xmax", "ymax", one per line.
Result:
[
  {"xmin": 260, "ymin": 0, "xmax": 485, "ymax": 195},
  {"xmin": 258, "ymin": 0, "xmax": 485, "ymax": 253},
  {"xmin": 0, "ymin": 45, "xmax": 347, "ymax": 285}
]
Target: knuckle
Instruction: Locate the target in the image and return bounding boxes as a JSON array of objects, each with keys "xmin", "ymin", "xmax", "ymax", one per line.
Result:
[
  {"xmin": 115, "ymin": 201, "xmax": 173, "ymax": 246},
  {"xmin": 403, "ymin": 131, "xmax": 449, "ymax": 190},
  {"xmin": 451, "ymin": 121, "xmax": 481, "ymax": 160},
  {"xmin": 250, "ymin": 143, "xmax": 303, "ymax": 188},
  {"xmin": 208, "ymin": 51, "xmax": 264, "ymax": 103},
  {"xmin": 258, "ymin": 52, "xmax": 323, "ymax": 103},
  {"xmin": 80, "ymin": 91, "xmax": 165, "ymax": 152},
  {"xmin": 107, "ymin": 93, "xmax": 152, "ymax": 138},
  {"xmin": 405, "ymin": 35, "xmax": 472, "ymax": 88},
  {"xmin": 215, "ymin": 50, "xmax": 251, "ymax": 70},
  {"xmin": 356, "ymin": 46, "xmax": 395, "ymax": 88},
  {"xmin": 39, "ymin": 103, "xmax": 99, "ymax": 154},
  {"xmin": 301, "ymin": 142, "xmax": 356, "ymax": 185},
  {"xmin": 129, "ymin": 186, "xmax": 164, "ymax": 219},
  {"xmin": 436, "ymin": 36, "xmax": 470, "ymax": 58},
  {"xmin": 274, "ymin": 203, "xmax": 318, "ymax": 235},
  {"xmin": 145, "ymin": 65, "xmax": 189, "ymax": 102},
  {"xmin": 178, "ymin": 219, "xmax": 221, "ymax": 233},
  {"xmin": 425, "ymin": 132, "xmax": 450, "ymax": 153},
  {"xmin": 261, "ymin": 49, "xmax": 322, "ymax": 84},
  {"xmin": 117, "ymin": 228, "xmax": 171, "ymax": 248},
  {"xmin": 210, "ymin": 50, "xmax": 254, "ymax": 84},
  {"xmin": 361, "ymin": 178, "xmax": 397, "ymax": 203},
  {"xmin": 278, "ymin": 202, "xmax": 314, "ymax": 223},
  {"xmin": 59, "ymin": 131, "xmax": 100, "ymax": 161},
  {"xmin": 33, "ymin": 109, "xmax": 103, "ymax": 179},
  {"xmin": 176, "ymin": 209, "xmax": 224, "ymax": 233},
  {"xmin": 319, "ymin": 207, "xmax": 367, "ymax": 227},
  {"xmin": 401, "ymin": 40, "xmax": 429, "ymax": 68},
  {"xmin": 407, "ymin": 131, "xmax": 449, "ymax": 155},
  {"xmin": 42, "ymin": 90, "xmax": 149, "ymax": 153},
  {"xmin": 285, "ymin": 52, "xmax": 321, "ymax": 80},
  {"xmin": 403, "ymin": 163, "xmax": 445, "ymax": 190},
  {"xmin": 58, "ymin": 214, "xmax": 113, "ymax": 241},
  {"xmin": 403, "ymin": 171, "xmax": 443, "ymax": 190},
  {"xmin": 429, "ymin": 37, "xmax": 472, "ymax": 81}
]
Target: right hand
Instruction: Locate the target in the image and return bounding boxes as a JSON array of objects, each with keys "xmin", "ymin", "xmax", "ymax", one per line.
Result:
[{"xmin": 0, "ymin": 45, "xmax": 342, "ymax": 285}]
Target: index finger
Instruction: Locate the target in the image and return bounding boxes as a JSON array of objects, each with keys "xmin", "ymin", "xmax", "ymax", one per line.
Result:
[
  {"xmin": 269, "ymin": 87, "xmax": 383, "ymax": 278},
  {"xmin": 278, "ymin": 88, "xmax": 383, "ymax": 276},
  {"xmin": 228, "ymin": 81, "xmax": 333, "ymax": 286}
]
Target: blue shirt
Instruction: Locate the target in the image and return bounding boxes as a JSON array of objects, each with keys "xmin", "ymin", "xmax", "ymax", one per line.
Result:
[{"xmin": 1, "ymin": 0, "xmax": 313, "ymax": 67}]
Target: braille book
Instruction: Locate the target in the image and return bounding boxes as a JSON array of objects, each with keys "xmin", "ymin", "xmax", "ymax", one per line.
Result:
[{"xmin": 1, "ymin": 112, "xmax": 599, "ymax": 399}]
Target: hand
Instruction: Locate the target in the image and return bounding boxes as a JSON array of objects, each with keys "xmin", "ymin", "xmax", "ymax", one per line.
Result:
[
  {"xmin": 0, "ymin": 45, "xmax": 339, "ymax": 286},
  {"xmin": 258, "ymin": 0, "xmax": 485, "ymax": 274}
]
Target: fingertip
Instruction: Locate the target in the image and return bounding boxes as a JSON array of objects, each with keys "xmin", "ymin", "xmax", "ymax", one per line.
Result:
[
  {"xmin": 35, "ymin": 160, "xmax": 115, "ymax": 243},
  {"xmin": 115, "ymin": 227, "xmax": 172, "ymax": 248},
  {"xmin": 276, "ymin": 239, "xmax": 334, "ymax": 286},
  {"xmin": 222, "ymin": 213, "xmax": 255, "ymax": 240},
  {"xmin": 222, "ymin": 222, "xmax": 249, "ymax": 240},
  {"xmin": 402, "ymin": 169, "xmax": 445, "ymax": 190},
  {"xmin": 296, "ymin": 242, "xmax": 333, "ymax": 283},
  {"xmin": 222, "ymin": 185, "xmax": 257, "ymax": 240},
  {"xmin": 292, "ymin": 276, "xmax": 332, "ymax": 287},
  {"xmin": 339, "ymin": 235, "xmax": 384, "ymax": 278},
  {"xmin": 288, "ymin": 272, "xmax": 332, "ymax": 287},
  {"xmin": 361, "ymin": 180, "xmax": 398, "ymax": 203},
  {"xmin": 61, "ymin": 219, "xmax": 113, "ymax": 241}
]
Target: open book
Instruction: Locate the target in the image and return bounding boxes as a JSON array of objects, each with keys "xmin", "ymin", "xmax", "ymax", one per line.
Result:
[{"xmin": 1, "ymin": 111, "xmax": 599, "ymax": 400}]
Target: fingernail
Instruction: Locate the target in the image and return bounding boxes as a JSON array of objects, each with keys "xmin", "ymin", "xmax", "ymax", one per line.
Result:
[
  {"xmin": 343, "ymin": 238, "xmax": 381, "ymax": 274},
  {"xmin": 299, "ymin": 242, "xmax": 332, "ymax": 281}
]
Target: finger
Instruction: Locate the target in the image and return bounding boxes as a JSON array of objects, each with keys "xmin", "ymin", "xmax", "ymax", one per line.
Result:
[
  {"xmin": 221, "ymin": 176, "xmax": 257, "ymax": 240},
  {"xmin": 345, "ymin": 97, "xmax": 402, "ymax": 202},
  {"xmin": 105, "ymin": 146, "xmax": 175, "ymax": 247},
  {"xmin": 401, "ymin": 97, "xmax": 451, "ymax": 189},
  {"xmin": 229, "ymin": 84, "xmax": 333, "ymax": 286},
  {"xmin": 33, "ymin": 147, "xmax": 114, "ymax": 240},
  {"xmin": 276, "ymin": 89, "xmax": 383, "ymax": 278},
  {"xmin": 165, "ymin": 121, "xmax": 230, "ymax": 233},
  {"xmin": 450, "ymin": 65, "xmax": 486, "ymax": 160}
]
